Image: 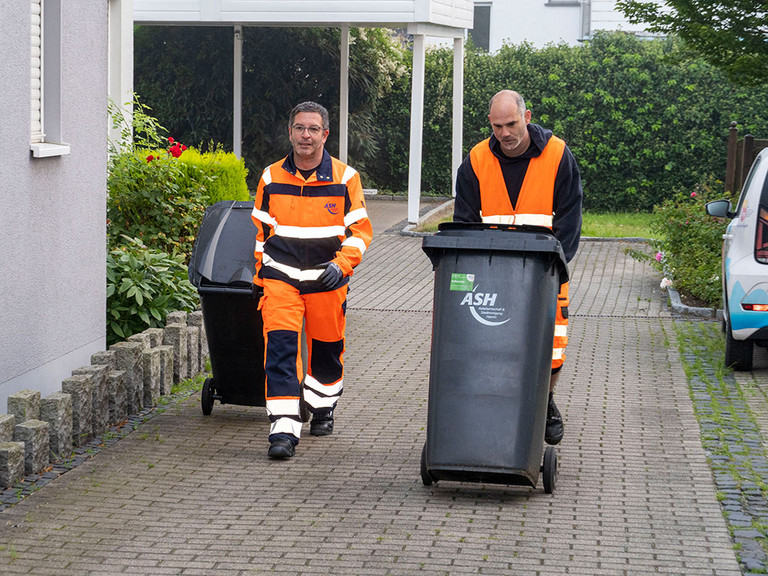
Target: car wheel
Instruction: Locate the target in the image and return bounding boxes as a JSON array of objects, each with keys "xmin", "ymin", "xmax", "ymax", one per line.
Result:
[{"xmin": 725, "ymin": 315, "xmax": 753, "ymax": 370}]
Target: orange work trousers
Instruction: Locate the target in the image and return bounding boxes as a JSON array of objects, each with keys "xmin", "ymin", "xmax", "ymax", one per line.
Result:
[
  {"xmin": 259, "ymin": 279, "xmax": 348, "ymax": 441},
  {"xmin": 552, "ymin": 281, "xmax": 569, "ymax": 371}
]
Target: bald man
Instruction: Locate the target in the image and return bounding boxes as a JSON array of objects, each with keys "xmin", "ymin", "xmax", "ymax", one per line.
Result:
[{"xmin": 454, "ymin": 90, "xmax": 583, "ymax": 445}]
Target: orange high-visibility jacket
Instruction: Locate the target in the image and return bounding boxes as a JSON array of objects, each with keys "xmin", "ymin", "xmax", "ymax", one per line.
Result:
[
  {"xmin": 251, "ymin": 150, "xmax": 372, "ymax": 292},
  {"xmin": 468, "ymin": 135, "xmax": 569, "ymax": 369},
  {"xmin": 469, "ymin": 135, "xmax": 566, "ymax": 226}
]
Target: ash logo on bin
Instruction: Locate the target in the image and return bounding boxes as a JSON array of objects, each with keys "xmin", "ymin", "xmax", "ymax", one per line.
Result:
[{"xmin": 460, "ymin": 286, "xmax": 510, "ymax": 326}]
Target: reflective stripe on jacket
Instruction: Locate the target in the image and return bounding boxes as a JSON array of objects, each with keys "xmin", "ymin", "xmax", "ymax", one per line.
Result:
[
  {"xmin": 251, "ymin": 150, "xmax": 373, "ymax": 292},
  {"xmin": 469, "ymin": 135, "xmax": 566, "ymax": 227}
]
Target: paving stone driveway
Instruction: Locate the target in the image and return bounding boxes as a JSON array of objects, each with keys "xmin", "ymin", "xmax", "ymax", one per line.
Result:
[{"xmin": 0, "ymin": 200, "xmax": 744, "ymax": 575}]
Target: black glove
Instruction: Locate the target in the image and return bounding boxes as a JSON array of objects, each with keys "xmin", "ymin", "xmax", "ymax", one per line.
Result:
[{"xmin": 318, "ymin": 262, "xmax": 343, "ymax": 288}]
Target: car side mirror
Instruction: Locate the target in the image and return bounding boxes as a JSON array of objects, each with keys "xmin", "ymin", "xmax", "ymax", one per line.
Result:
[{"xmin": 706, "ymin": 199, "xmax": 735, "ymax": 219}]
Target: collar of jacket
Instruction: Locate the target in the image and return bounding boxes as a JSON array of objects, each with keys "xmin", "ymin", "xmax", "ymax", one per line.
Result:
[
  {"xmin": 489, "ymin": 123, "xmax": 554, "ymax": 162},
  {"xmin": 281, "ymin": 149, "xmax": 335, "ymax": 182}
]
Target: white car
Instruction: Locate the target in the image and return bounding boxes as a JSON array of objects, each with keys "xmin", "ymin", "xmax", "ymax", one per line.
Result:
[{"xmin": 706, "ymin": 147, "xmax": 768, "ymax": 370}]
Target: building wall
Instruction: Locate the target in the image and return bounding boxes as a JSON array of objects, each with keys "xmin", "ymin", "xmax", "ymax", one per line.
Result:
[
  {"xmin": 0, "ymin": 0, "xmax": 108, "ymax": 409},
  {"xmin": 475, "ymin": 0, "xmax": 660, "ymax": 51}
]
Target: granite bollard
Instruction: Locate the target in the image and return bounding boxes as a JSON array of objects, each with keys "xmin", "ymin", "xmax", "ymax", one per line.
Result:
[
  {"xmin": 0, "ymin": 415, "xmax": 15, "ymax": 443},
  {"xmin": 13, "ymin": 419, "xmax": 50, "ymax": 475},
  {"xmin": 7, "ymin": 389, "xmax": 41, "ymax": 423},
  {"xmin": 0, "ymin": 442, "xmax": 25, "ymax": 488},
  {"xmin": 108, "ymin": 370, "xmax": 128, "ymax": 423},
  {"xmin": 163, "ymin": 324, "xmax": 188, "ymax": 384},
  {"xmin": 188, "ymin": 310, "xmax": 209, "ymax": 366},
  {"xmin": 186, "ymin": 326, "xmax": 200, "ymax": 378},
  {"xmin": 61, "ymin": 374, "xmax": 93, "ymax": 447},
  {"xmin": 110, "ymin": 341, "xmax": 145, "ymax": 414},
  {"xmin": 156, "ymin": 345, "xmax": 174, "ymax": 395},
  {"xmin": 91, "ymin": 349, "xmax": 117, "ymax": 371},
  {"xmin": 40, "ymin": 392, "xmax": 73, "ymax": 459},
  {"xmin": 72, "ymin": 365, "xmax": 110, "ymax": 436},
  {"xmin": 141, "ymin": 347, "xmax": 162, "ymax": 407}
]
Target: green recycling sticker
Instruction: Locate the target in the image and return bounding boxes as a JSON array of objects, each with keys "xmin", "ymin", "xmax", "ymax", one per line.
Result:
[{"xmin": 450, "ymin": 273, "xmax": 475, "ymax": 291}]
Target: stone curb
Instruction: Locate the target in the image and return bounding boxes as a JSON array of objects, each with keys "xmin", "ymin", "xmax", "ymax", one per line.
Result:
[{"xmin": 668, "ymin": 287, "xmax": 723, "ymax": 320}]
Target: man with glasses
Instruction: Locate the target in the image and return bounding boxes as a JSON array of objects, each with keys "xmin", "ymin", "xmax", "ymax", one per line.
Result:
[{"xmin": 252, "ymin": 101, "xmax": 373, "ymax": 459}]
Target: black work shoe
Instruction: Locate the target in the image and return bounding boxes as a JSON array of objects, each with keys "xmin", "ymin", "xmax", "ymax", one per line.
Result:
[
  {"xmin": 268, "ymin": 437, "xmax": 295, "ymax": 459},
  {"xmin": 310, "ymin": 410, "xmax": 334, "ymax": 436},
  {"xmin": 545, "ymin": 392, "xmax": 564, "ymax": 445}
]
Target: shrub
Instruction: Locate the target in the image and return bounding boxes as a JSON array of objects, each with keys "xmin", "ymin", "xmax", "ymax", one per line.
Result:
[
  {"xmin": 632, "ymin": 177, "xmax": 727, "ymax": 307},
  {"xmin": 178, "ymin": 145, "xmax": 250, "ymax": 202},
  {"xmin": 108, "ymin": 147, "xmax": 210, "ymax": 259},
  {"xmin": 106, "ymin": 236, "xmax": 199, "ymax": 345}
]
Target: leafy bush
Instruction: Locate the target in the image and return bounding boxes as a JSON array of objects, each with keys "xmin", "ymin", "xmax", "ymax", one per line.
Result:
[
  {"xmin": 177, "ymin": 145, "xmax": 250, "ymax": 203},
  {"xmin": 108, "ymin": 147, "xmax": 210, "ymax": 259},
  {"xmin": 106, "ymin": 237, "xmax": 199, "ymax": 345},
  {"xmin": 632, "ymin": 177, "xmax": 728, "ymax": 307}
]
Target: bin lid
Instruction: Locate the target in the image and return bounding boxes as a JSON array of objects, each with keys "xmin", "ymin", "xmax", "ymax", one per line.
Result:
[
  {"xmin": 188, "ymin": 200, "xmax": 258, "ymax": 288},
  {"xmin": 422, "ymin": 222, "xmax": 568, "ymax": 282}
]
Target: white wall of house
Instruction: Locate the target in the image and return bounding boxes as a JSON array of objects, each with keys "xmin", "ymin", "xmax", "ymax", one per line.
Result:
[
  {"xmin": 0, "ymin": 1, "xmax": 108, "ymax": 410},
  {"xmin": 467, "ymin": 0, "xmax": 662, "ymax": 51}
]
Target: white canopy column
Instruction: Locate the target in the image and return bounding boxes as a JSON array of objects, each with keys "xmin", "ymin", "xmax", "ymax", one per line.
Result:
[
  {"xmin": 452, "ymin": 35, "xmax": 464, "ymax": 197},
  {"xmin": 407, "ymin": 33, "xmax": 426, "ymax": 224},
  {"xmin": 339, "ymin": 25, "xmax": 350, "ymax": 163},
  {"xmin": 233, "ymin": 25, "xmax": 243, "ymax": 158},
  {"xmin": 407, "ymin": 23, "xmax": 466, "ymax": 223},
  {"xmin": 108, "ymin": 0, "xmax": 134, "ymax": 147}
]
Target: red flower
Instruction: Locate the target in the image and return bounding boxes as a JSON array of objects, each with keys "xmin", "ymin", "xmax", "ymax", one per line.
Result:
[
  {"xmin": 169, "ymin": 145, "xmax": 182, "ymax": 158},
  {"xmin": 146, "ymin": 155, "xmax": 155, "ymax": 162},
  {"xmin": 181, "ymin": 145, "xmax": 187, "ymax": 151},
  {"xmin": 168, "ymin": 137, "xmax": 175, "ymax": 143}
]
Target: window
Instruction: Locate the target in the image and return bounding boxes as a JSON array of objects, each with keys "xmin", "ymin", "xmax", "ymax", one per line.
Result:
[
  {"xmin": 30, "ymin": 0, "xmax": 69, "ymax": 158},
  {"xmin": 469, "ymin": 3, "xmax": 491, "ymax": 52},
  {"xmin": 31, "ymin": 0, "xmax": 43, "ymax": 144}
]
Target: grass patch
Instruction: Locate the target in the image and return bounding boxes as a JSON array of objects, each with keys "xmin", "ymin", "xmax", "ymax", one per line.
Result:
[
  {"xmin": 581, "ymin": 212, "xmax": 657, "ymax": 239},
  {"xmin": 674, "ymin": 320, "xmax": 768, "ymax": 570},
  {"xmin": 416, "ymin": 212, "xmax": 658, "ymax": 238}
]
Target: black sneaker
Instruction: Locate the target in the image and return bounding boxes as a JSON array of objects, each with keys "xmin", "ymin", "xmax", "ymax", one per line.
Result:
[
  {"xmin": 545, "ymin": 392, "xmax": 564, "ymax": 445},
  {"xmin": 310, "ymin": 410, "xmax": 334, "ymax": 436},
  {"xmin": 268, "ymin": 436, "xmax": 295, "ymax": 459}
]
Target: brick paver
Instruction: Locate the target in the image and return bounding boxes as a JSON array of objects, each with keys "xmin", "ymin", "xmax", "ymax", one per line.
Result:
[{"xmin": 0, "ymin": 199, "xmax": 742, "ymax": 575}]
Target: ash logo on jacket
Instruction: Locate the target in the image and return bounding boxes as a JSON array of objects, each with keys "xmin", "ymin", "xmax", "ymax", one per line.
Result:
[{"xmin": 325, "ymin": 202, "xmax": 339, "ymax": 215}]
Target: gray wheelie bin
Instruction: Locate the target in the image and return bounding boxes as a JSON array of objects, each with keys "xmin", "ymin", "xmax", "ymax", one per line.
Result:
[
  {"xmin": 420, "ymin": 222, "xmax": 568, "ymax": 493},
  {"xmin": 188, "ymin": 200, "xmax": 266, "ymax": 415}
]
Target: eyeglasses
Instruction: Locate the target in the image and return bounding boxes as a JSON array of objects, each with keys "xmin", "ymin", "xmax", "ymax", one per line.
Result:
[{"xmin": 291, "ymin": 124, "xmax": 325, "ymax": 135}]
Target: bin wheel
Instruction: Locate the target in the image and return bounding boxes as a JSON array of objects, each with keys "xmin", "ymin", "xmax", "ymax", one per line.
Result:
[
  {"xmin": 201, "ymin": 378, "xmax": 214, "ymax": 416},
  {"xmin": 542, "ymin": 446, "xmax": 557, "ymax": 494},
  {"xmin": 420, "ymin": 442, "xmax": 434, "ymax": 486}
]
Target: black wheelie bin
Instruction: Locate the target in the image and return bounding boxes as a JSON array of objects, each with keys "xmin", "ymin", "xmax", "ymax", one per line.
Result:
[
  {"xmin": 188, "ymin": 200, "xmax": 267, "ymax": 415},
  {"xmin": 420, "ymin": 222, "xmax": 568, "ymax": 493}
]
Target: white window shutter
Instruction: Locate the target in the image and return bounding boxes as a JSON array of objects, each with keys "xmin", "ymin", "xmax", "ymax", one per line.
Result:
[{"xmin": 31, "ymin": 0, "xmax": 44, "ymax": 144}]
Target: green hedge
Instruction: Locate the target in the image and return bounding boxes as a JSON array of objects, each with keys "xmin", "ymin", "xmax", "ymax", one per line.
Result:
[
  {"xmin": 178, "ymin": 147, "xmax": 250, "ymax": 203},
  {"xmin": 401, "ymin": 32, "xmax": 768, "ymax": 211},
  {"xmin": 134, "ymin": 29, "xmax": 768, "ymax": 212}
]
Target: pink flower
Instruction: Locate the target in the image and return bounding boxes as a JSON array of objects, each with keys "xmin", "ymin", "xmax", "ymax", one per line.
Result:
[
  {"xmin": 655, "ymin": 252, "xmax": 663, "ymax": 262},
  {"xmin": 691, "ymin": 192, "xmax": 697, "ymax": 198}
]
